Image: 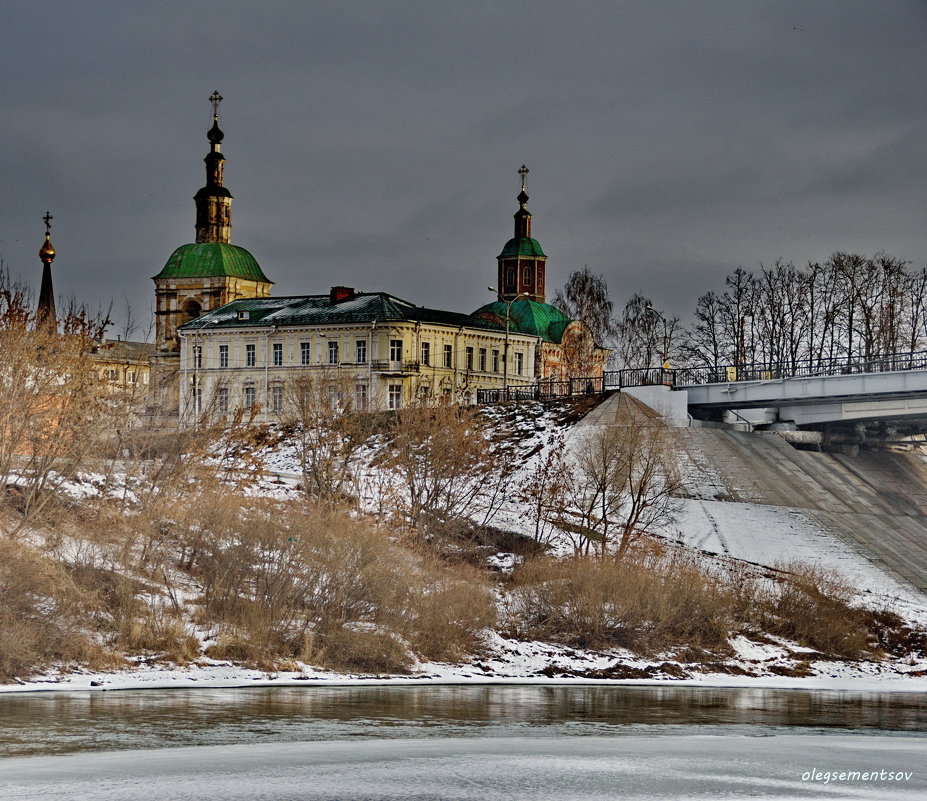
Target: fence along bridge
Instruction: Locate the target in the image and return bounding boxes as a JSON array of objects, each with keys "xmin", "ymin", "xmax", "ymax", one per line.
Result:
[{"xmin": 480, "ymin": 350, "xmax": 927, "ymax": 436}]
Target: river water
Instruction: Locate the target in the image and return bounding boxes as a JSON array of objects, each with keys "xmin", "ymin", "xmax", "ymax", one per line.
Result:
[{"xmin": 0, "ymin": 685, "xmax": 924, "ymax": 799}]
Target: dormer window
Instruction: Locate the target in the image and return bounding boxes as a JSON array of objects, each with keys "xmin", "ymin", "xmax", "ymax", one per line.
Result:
[{"xmin": 237, "ymin": 310, "xmax": 249, "ymax": 321}]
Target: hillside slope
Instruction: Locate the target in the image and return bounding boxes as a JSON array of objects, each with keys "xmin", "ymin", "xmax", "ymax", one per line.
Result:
[{"xmin": 674, "ymin": 424, "xmax": 927, "ymax": 595}]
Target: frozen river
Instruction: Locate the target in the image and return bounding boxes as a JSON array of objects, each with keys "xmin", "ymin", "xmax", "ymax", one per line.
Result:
[{"xmin": 0, "ymin": 685, "xmax": 924, "ymax": 799}]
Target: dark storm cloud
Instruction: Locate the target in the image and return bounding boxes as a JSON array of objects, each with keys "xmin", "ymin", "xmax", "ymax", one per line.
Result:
[{"xmin": 1, "ymin": 0, "xmax": 926, "ymax": 334}]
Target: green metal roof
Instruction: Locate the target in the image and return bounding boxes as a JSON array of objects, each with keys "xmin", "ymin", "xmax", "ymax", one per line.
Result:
[
  {"xmin": 497, "ymin": 237, "xmax": 547, "ymax": 259},
  {"xmin": 179, "ymin": 292, "xmax": 510, "ymax": 333},
  {"xmin": 471, "ymin": 299, "xmax": 573, "ymax": 343},
  {"xmin": 153, "ymin": 243, "xmax": 272, "ymax": 283}
]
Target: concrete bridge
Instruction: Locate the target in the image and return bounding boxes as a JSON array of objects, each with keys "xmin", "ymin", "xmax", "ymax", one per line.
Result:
[
  {"xmin": 603, "ymin": 351, "xmax": 927, "ymax": 440},
  {"xmin": 680, "ymin": 368, "xmax": 927, "ymax": 427}
]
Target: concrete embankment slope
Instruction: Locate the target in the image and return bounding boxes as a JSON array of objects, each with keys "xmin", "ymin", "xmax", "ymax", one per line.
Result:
[
  {"xmin": 676, "ymin": 425, "xmax": 927, "ymax": 594},
  {"xmin": 580, "ymin": 390, "xmax": 927, "ymax": 594}
]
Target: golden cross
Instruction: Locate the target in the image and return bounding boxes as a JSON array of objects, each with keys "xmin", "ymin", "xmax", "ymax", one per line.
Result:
[
  {"xmin": 518, "ymin": 164, "xmax": 529, "ymax": 191},
  {"xmin": 209, "ymin": 90, "xmax": 223, "ymax": 118}
]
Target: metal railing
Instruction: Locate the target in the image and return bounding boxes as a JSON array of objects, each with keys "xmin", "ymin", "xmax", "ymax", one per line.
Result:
[
  {"xmin": 370, "ymin": 360, "xmax": 420, "ymax": 373},
  {"xmin": 477, "ymin": 350, "xmax": 927, "ymax": 404},
  {"xmin": 673, "ymin": 350, "xmax": 927, "ymax": 387},
  {"xmin": 477, "ymin": 376, "xmax": 610, "ymax": 404}
]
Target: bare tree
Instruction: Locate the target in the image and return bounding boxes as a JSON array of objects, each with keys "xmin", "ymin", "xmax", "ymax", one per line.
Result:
[
  {"xmin": 377, "ymin": 402, "xmax": 496, "ymax": 537},
  {"xmin": 614, "ymin": 294, "xmax": 681, "ymax": 369},
  {"xmin": 515, "ymin": 431, "xmax": 570, "ymax": 546},
  {"xmin": 563, "ymin": 398, "xmax": 681, "ymax": 558},
  {"xmin": 553, "ymin": 267, "xmax": 618, "ymax": 347},
  {"xmin": 0, "ymin": 268, "xmax": 127, "ymax": 535},
  {"xmin": 284, "ymin": 369, "xmax": 375, "ymax": 505}
]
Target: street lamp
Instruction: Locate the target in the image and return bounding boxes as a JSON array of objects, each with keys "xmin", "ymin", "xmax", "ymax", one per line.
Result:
[{"xmin": 488, "ymin": 287, "xmax": 529, "ymax": 395}]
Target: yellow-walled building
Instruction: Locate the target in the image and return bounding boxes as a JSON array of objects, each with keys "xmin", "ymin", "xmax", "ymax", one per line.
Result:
[{"xmin": 177, "ymin": 287, "xmax": 539, "ymax": 421}]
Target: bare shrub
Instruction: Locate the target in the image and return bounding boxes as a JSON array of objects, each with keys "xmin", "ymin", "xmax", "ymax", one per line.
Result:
[
  {"xmin": 753, "ymin": 562, "xmax": 873, "ymax": 658},
  {"xmin": 284, "ymin": 369, "xmax": 377, "ymax": 504},
  {"xmin": 515, "ymin": 431, "xmax": 569, "ymax": 546},
  {"xmin": 315, "ymin": 628, "xmax": 414, "ymax": 674},
  {"xmin": 116, "ymin": 607, "xmax": 200, "ymax": 664},
  {"xmin": 405, "ymin": 561, "xmax": 497, "ymax": 661},
  {"xmin": 503, "ymin": 550, "xmax": 733, "ymax": 652},
  {"xmin": 0, "ymin": 540, "xmax": 102, "ymax": 680},
  {"xmin": 560, "ymin": 396, "xmax": 682, "ymax": 557},
  {"xmin": 0, "ymin": 322, "xmax": 120, "ymax": 534},
  {"xmin": 179, "ymin": 499, "xmax": 494, "ymax": 672},
  {"xmin": 377, "ymin": 403, "xmax": 497, "ymax": 537}
]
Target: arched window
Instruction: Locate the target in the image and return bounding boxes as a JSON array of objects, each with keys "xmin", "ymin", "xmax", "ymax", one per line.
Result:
[{"xmin": 180, "ymin": 299, "xmax": 202, "ymax": 324}]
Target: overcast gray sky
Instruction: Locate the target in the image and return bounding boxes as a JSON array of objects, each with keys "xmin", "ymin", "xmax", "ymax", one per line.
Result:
[{"xmin": 2, "ymin": 0, "xmax": 926, "ymax": 337}]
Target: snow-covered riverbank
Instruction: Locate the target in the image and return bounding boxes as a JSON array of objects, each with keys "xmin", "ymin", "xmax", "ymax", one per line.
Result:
[{"xmin": 5, "ymin": 631, "xmax": 927, "ymax": 695}]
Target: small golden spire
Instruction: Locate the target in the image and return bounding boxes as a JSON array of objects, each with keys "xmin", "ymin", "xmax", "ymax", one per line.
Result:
[{"xmin": 38, "ymin": 211, "xmax": 55, "ymax": 262}]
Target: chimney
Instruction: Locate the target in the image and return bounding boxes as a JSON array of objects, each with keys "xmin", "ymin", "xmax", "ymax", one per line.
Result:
[{"xmin": 330, "ymin": 286, "xmax": 355, "ymax": 303}]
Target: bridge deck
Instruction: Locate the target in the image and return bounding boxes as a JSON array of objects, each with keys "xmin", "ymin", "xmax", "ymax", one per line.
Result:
[{"xmin": 681, "ymin": 369, "xmax": 927, "ymax": 411}]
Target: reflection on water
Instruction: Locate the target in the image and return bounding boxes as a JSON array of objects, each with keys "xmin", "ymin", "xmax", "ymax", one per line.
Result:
[{"xmin": 1, "ymin": 685, "xmax": 925, "ymax": 757}]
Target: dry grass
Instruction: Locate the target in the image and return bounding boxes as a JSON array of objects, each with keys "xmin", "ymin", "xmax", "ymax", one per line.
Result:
[
  {"xmin": 115, "ymin": 608, "xmax": 200, "ymax": 664},
  {"xmin": 749, "ymin": 562, "xmax": 875, "ymax": 658},
  {"xmin": 169, "ymin": 499, "xmax": 496, "ymax": 672},
  {"xmin": 0, "ymin": 540, "xmax": 105, "ymax": 681},
  {"xmin": 502, "ymin": 548, "xmax": 732, "ymax": 652},
  {"xmin": 503, "ymin": 549, "xmax": 895, "ymax": 660}
]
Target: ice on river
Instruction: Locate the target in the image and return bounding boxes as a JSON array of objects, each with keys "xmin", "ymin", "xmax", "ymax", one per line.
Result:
[{"xmin": 1, "ymin": 735, "xmax": 924, "ymax": 800}]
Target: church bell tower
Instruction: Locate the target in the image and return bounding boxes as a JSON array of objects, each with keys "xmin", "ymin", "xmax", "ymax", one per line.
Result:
[
  {"xmin": 152, "ymin": 92, "xmax": 272, "ymax": 354},
  {"xmin": 496, "ymin": 165, "xmax": 547, "ymax": 303}
]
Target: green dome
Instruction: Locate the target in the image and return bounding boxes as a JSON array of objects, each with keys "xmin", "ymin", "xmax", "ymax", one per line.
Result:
[
  {"xmin": 153, "ymin": 243, "xmax": 272, "ymax": 283},
  {"xmin": 472, "ymin": 299, "xmax": 572, "ymax": 343},
  {"xmin": 497, "ymin": 237, "xmax": 547, "ymax": 259}
]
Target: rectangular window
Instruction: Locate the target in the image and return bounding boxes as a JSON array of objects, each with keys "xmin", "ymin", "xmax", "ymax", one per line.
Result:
[
  {"xmin": 421, "ymin": 342, "xmax": 430, "ymax": 366},
  {"xmin": 216, "ymin": 386, "xmax": 229, "ymax": 413},
  {"xmin": 492, "ymin": 349, "xmax": 499, "ymax": 373},
  {"xmin": 465, "ymin": 346, "xmax": 474, "ymax": 371},
  {"xmin": 219, "ymin": 344, "xmax": 229, "ymax": 368},
  {"xmin": 127, "ymin": 371, "xmax": 137, "ymax": 384},
  {"xmin": 443, "ymin": 344, "xmax": 453, "ymax": 368},
  {"xmin": 243, "ymin": 385, "xmax": 256, "ymax": 408},
  {"xmin": 246, "ymin": 343, "xmax": 256, "ymax": 367},
  {"xmin": 300, "ymin": 341, "xmax": 311, "ymax": 365},
  {"xmin": 355, "ymin": 383, "xmax": 368, "ymax": 410},
  {"xmin": 107, "ymin": 368, "xmax": 117, "ymax": 382},
  {"xmin": 273, "ymin": 342, "xmax": 283, "ymax": 366},
  {"xmin": 328, "ymin": 340, "xmax": 339, "ymax": 365},
  {"xmin": 388, "ymin": 383, "xmax": 402, "ymax": 410},
  {"xmin": 389, "ymin": 339, "xmax": 403, "ymax": 362},
  {"xmin": 191, "ymin": 385, "xmax": 202, "ymax": 414},
  {"xmin": 479, "ymin": 348, "xmax": 487, "ymax": 372},
  {"xmin": 515, "ymin": 351, "xmax": 524, "ymax": 376},
  {"xmin": 271, "ymin": 384, "xmax": 283, "ymax": 412},
  {"xmin": 192, "ymin": 344, "xmax": 202, "ymax": 369},
  {"xmin": 356, "ymin": 339, "xmax": 367, "ymax": 364}
]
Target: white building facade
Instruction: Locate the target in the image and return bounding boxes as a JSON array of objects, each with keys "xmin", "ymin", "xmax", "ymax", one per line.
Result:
[{"xmin": 177, "ymin": 288, "xmax": 539, "ymax": 422}]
